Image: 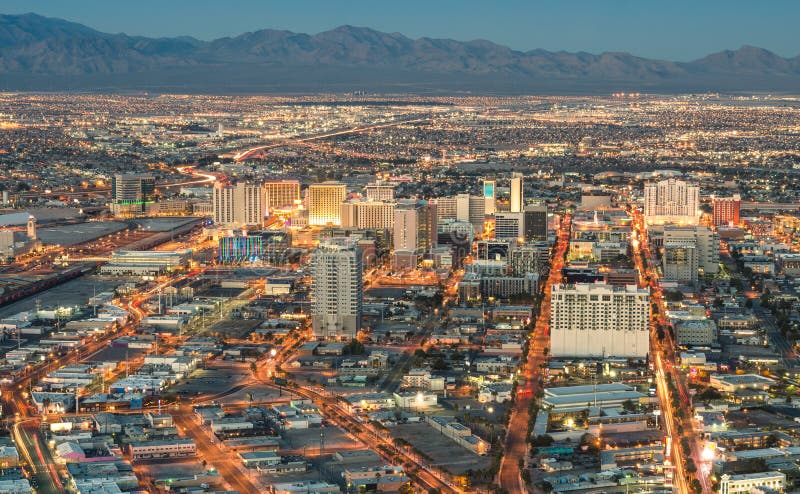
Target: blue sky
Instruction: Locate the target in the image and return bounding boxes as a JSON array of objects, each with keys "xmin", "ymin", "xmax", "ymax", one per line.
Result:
[{"xmin": 5, "ymin": 0, "xmax": 798, "ymax": 61}]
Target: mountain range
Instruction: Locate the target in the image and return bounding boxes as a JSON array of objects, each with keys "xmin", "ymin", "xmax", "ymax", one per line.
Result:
[{"xmin": 1, "ymin": 13, "xmax": 799, "ymax": 93}]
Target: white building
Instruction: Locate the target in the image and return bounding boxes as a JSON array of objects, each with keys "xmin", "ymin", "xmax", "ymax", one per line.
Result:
[
  {"xmin": 307, "ymin": 182, "xmax": 346, "ymax": 226},
  {"xmin": 393, "ymin": 391, "xmax": 438, "ymax": 410},
  {"xmin": 550, "ymin": 283, "xmax": 650, "ymax": 358},
  {"xmin": 643, "ymin": 178, "xmax": 700, "ymax": 226},
  {"xmin": 311, "ymin": 239, "xmax": 362, "ymax": 340},
  {"xmin": 495, "ymin": 212, "xmax": 525, "ymax": 241},
  {"xmin": 483, "ymin": 179, "xmax": 496, "ymax": 215},
  {"xmin": 213, "ymin": 182, "xmax": 264, "ymax": 227},
  {"xmin": 719, "ymin": 472, "xmax": 785, "ymax": 494},
  {"xmin": 340, "ymin": 200, "xmax": 395, "ymax": 229},
  {"xmin": 510, "ymin": 173, "xmax": 524, "ymax": 213}
]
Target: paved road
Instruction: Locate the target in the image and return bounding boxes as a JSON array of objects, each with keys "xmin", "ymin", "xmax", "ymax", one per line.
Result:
[
  {"xmin": 499, "ymin": 215, "xmax": 570, "ymax": 494},
  {"xmin": 172, "ymin": 407, "xmax": 262, "ymax": 493}
]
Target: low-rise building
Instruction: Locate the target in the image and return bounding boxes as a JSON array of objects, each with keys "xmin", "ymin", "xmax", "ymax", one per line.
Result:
[
  {"xmin": 709, "ymin": 374, "xmax": 775, "ymax": 393},
  {"xmin": 129, "ymin": 439, "xmax": 196, "ymax": 461},
  {"xmin": 719, "ymin": 472, "xmax": 785, "ymax": 494}
]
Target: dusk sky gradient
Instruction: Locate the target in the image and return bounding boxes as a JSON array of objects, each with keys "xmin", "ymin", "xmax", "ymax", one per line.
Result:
[{"xmin": 5, "ymin": 0, "xmax": 799, "ymax": 61}]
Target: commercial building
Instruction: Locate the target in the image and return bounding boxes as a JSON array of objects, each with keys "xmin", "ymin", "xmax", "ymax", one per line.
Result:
[
  {"xmin": 364, "ymin": 182, "xmax": 395, "ymax": 202},
  {"xmin": 495, "ymin": 212, "xmax": 525, "ymax": 241},
  {"xmin": 307, "ymin": 182, "xmax": 347, "ymax": 226},
  {"xmin": 128, "ymin": 439, "xmax": 196, "ymax": 461},
  {"xmin": 709, "ymin": 374, "xmax": 775, "ymax": 393},
  {"xmin": 340, "ymin": 200, "xmax": 395, "ymax": 229},
  {"xmin": 213, "ymin": 182, "xmax": 264, "ymax": 227},
  {"xmin": 542, "ymin": 383, "xmax": 645, "ymax": 411},
  {"xmin": 524, "ymin": 205, "xmax": 548, "ymax": 242},
  {"xmin": 510, "ymin": 172, "xmax": 524, "ymax": 212},
  {"xmin": 509, "ymin": 242, "xmax": 550, "ymax": 276},
  {"xmin": 581, "ymin": 191, "xmax": 613, "ymax": 209},
  {"xmin": 100, "ymin": 250, "xmax": 191, "ymax": 276},
  {"xmin": 432, "ymin": 194, "xmax": 485, "ymax": 233},
  {"xmin": 111, "ymin": 174, "xmax": 155, "ymax": 218},
  {"xmin": 264, "ymin": 180, "xmax": 301, "ymax": 211},
  {"xmin": 270, "ymin": 481, "xmax": 341, "ymax": 494},
  {"xmin": 426, "ymin": 416, "xmax": 491, "ymax": 455},
  {"xmin": 217, "ymin": 230, "xmax": 291, "ymax": 264},
  {"xmin": 712, "ymin": 194, "xmax": 741, "ymax": 227},
  {"xmin": 550, "ymin": 283, "xmax": 650, "ymax": 358},
  {"xmin": 719, "ymin": 472, "xmax": 785, "ymax": 494},
  {"xmin": 643, "ymin": 178, "xmax": 700, "ymax": 226},
  {"xmin": 483, "ymin": 179, "xmax": 496, "ymax": 215},
  {"xmin": 393, "ymin": 391, "xmax": 438, "ymax": 409},
  {"xmin": 311, "ymin": 239, "xmax": 362, "ymax": 340},
  {"xmin": 393, "ymin": 200, "xmax": 437, "ymax": 267},
  {"xmin": 662, "ymin": 226, "xmax": 720, "ymax": 285},
  {"xmin": 477, "ymin": 239, "xmax": 510, "ymax": 262},
  {"xmin": 675, "ymin": 320, "xmax": 717, "ymax": 346}
]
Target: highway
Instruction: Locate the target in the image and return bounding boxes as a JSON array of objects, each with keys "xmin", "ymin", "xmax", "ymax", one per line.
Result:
[
  {"xmin": 498, "ymin": 214, "xmax": 570, "ymax": 494},
  {"xmin": 231, "ymin": 117, "xmax": 430, "ymax": 162}
]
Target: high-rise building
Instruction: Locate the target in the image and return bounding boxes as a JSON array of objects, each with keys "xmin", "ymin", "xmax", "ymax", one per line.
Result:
[
  {"xmin": 364, "ymin": 183, "xmax": 395, "ymax": 202},
  {"xmin": 340, "ymin": 201, "xmax": 396, "ymax": 229},
  {"xmin": 495, "ymin": 212, "xmax": 525, "ymax": 241},
  {"xmin": 524, "ymin": 205, "xmax": 548, "ymax": 242},
  {"xmin": 476, "ymin": 239, "xmax": 511, "ymax": 262},
  {"xmin": 712, "ymin": 194, "xmax": 741, "ymax": 227},
  {"xmin": 550, "ymin": 283, "xmax": 650, "ymax": 358},
  {"xmin": 663, "ymin": 240, "xmax": 698, "ymax": 286},
  {"xmin": 483, "ymin": 179, "xmax": 496, "ymax": 215},
  {"xmin": 213, "ymin": 182, "xmax": 264, "ymax": 228},
  {"xmin": 26, "ymin": 215, "xmax": 36, "ymax": 241},
  {"xmin": 264, "ymin": 180, "xmax": 301, "ymax": 211},
  {"xmin": 509, "ymin": 242, "xmax": 550, "ymax": 276},
  {"xmin": 510, "ymin": 173, "xmax": 524, "ymax": 213},
  {"xmin": 307, "ymin": 182, "xmax": 347, "ymax": 226},
  {"xmin": 432, "ymin": 194, "xmax": 485, "ymax": 234},
  {"xmin": 111, "ymin": 174, "xmax": 155, "ymax": 218},
  {"xmin": 643, "ymin": 178, "xmax": 700, "ymax": 226},
  {"xmin": 393, "ymin": 200, "xmax": 437, "ymax": 260},
  {"xmin": 662, "ymin": 225, "xmax": 720, "ymax": 285},
  {"xmin": 311, "ymin": 239, "xmax": 363, "ymax": 340}
]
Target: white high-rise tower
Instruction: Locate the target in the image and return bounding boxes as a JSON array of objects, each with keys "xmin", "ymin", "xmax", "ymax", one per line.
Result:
[
  {"xmin": 311, "ymin": 239, "xmax": 363, "ymax": 340},
  {"xmin": 510, "ymin": 173, "xmax": 524, "ymax": 213}
]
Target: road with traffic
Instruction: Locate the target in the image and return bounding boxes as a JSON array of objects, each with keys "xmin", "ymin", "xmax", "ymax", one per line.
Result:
[{"xmin": 498, "ymin": 213, "xmax": 571, "ymax": 494}]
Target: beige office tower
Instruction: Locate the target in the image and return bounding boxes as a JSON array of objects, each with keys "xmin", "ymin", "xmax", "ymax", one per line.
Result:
[
  {"xmin": 213, "ymin": 182, "xmax": 264, "ymax": 228},
  {"xmin": 264, "ymin": 180, "xmax": 301, "ymax": 210},
  {"xmin": 510, "ymin": 172, "xmax": 524, "ymax": 213},
  {"xmin": 340, "ymin": 201, "xmax": 396, "ymax": 229},
  {"xmin": 307, "ymin": 182, "xmax": 347, "ymax": 226},
  {"xmin": 311, "ymin": 239, "xmax": 363, "ymax": 340}
]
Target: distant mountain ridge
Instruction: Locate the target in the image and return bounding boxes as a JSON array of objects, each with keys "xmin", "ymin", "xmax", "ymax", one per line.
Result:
[{"xmin": 1, "ymin": 13, "xmax": 799, "ymax": 93}]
